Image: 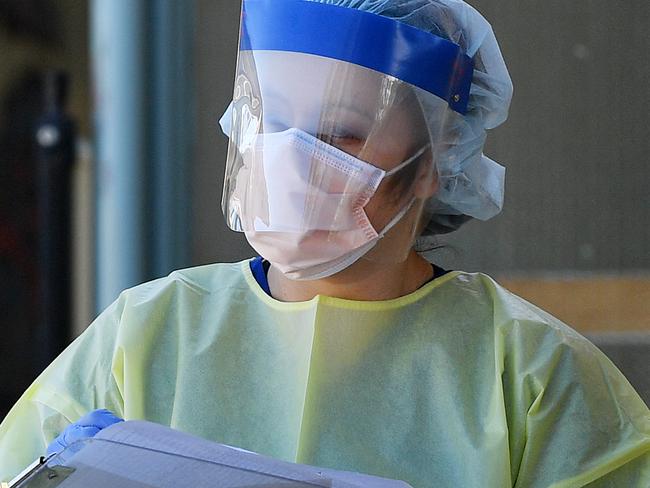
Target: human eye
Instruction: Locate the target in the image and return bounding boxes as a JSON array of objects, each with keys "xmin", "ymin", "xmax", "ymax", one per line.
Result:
[
  {"xmin": 318, "ymin": 114, "xmax": 369, "ymax": 150},
  {"xmin": 328, "ymin": 126, "xmax": 364, "ymax": 144},
  {"xmin": 317, "ymin": 129, "xmax": 364, "ymax": 157}
]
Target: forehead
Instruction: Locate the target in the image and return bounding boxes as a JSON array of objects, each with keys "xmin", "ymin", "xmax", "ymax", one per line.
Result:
[{"xmin": 248, "ymin": 51, "xmax": 417, "ymax": 133}]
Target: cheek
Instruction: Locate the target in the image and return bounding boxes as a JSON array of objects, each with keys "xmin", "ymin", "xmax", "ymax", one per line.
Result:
[{"xmin": 362, "ymin": 181, "xmax": 404, "ymax": 229}]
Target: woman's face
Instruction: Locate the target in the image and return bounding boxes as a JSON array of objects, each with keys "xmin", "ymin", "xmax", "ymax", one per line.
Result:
[
  {"xmin": 314, "ymin": 71, "xmax": 436, "ymax": 238},
  {"xmin": 249, "ymin": 52, "xmax": 439, "ymax": 262}
]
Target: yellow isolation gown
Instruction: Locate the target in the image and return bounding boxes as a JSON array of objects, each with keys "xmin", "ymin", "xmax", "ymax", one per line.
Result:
[{"xmin": 0, "ymin": 260, "xmax": 648, "ymax": 486}]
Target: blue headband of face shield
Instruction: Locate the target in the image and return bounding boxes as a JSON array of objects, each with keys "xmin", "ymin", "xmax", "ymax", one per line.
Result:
[{"xmin": 240, "ymin": 0, "xmax": 474, "ymax": 114}]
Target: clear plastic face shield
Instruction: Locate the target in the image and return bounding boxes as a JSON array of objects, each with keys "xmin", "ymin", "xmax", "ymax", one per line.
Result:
[{"xmin": 221, "ymin": 0, "xmax": 474, "ymax": 281}]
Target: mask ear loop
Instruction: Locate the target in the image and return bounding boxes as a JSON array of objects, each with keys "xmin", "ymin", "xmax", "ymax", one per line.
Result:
[
  {"xmin": 370, "ymin": 143, "xmax": 432, "ymax": 257},
  {"xmin": 374, "ymin": 145, "xmax": 432, "ymax": 236},
  {"xmin": 384, "ymin": 143, "xmax": 431, "ymax": 177},
  {"xmin": 376, "ymin": 197, "xmax": 416, "ymax": 236}
]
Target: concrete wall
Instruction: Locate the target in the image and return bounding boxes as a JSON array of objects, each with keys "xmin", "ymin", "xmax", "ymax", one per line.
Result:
[
  {"xmin": 193, "ymin": 0, "xmax": 252, "ymax": 266},
  {"xmin": 438, "ymin": 0, "xmax": 650, "ymax": 276}
]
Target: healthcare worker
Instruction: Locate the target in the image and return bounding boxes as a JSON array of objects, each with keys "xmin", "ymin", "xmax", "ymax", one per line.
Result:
[{"xmin": 1, "ymin": 0, "xmax": 649, "ymax": 486}]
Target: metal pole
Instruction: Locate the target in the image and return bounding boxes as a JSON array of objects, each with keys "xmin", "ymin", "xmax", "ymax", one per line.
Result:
[
  {"xmin": 91, "ymin": 0, "xmax": 148, "ymax": 311},
  {"xmin": 150, "ymin": 1, "xmax": 193, "ymax": 277},
  {"xmin": 34, "ymin": 71, "xmax": 75, "ymax": 367}
]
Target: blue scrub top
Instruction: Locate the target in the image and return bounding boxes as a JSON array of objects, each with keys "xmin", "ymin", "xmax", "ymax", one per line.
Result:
[{"xmin": 249, "ymin": 257, "xmax": 449, "ymax": 298}]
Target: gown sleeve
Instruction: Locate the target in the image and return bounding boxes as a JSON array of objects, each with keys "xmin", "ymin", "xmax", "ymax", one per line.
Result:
[
  {"xmin": 495, "ymin": 286, "xmax": 650, "ymax": 488},
  {"xmin": 0, "ymin": 296, "xmax": 126, "ymax": 482}
]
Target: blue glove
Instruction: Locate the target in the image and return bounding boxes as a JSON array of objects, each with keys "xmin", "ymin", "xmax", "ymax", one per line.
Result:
[{"xmin": 47, "ymin": 409, "xmax": 124, "ymax": 456}]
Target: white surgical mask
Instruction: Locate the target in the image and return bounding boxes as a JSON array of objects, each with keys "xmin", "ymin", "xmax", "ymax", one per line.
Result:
[{"xmin": 228, "ymin": 128, "xmax": 427, "ymax": 280}]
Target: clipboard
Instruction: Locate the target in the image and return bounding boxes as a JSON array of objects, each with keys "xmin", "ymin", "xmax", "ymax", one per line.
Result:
[
  {"xmin": 9, "ymin": 421, "xmax": 412, "ymax": 488},
  {"xmin": 5, "ymin": 455, "xmax": 73, "ymax": 488}
]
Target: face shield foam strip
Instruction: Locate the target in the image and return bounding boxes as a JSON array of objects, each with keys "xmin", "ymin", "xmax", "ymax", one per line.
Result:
[{"xmin": 240, "ymin": 0, "xmax": 474, "ymax": 115}]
